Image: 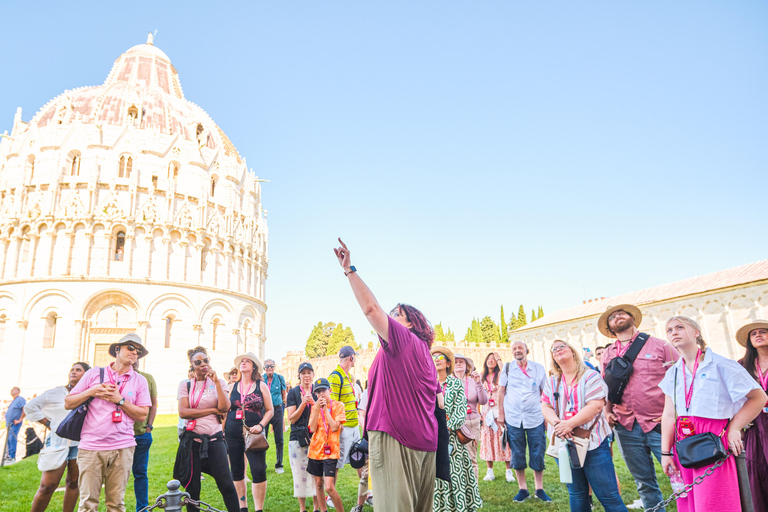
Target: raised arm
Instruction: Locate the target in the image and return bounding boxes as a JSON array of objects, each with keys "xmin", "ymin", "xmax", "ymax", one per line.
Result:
[{"xmin": 334, "ymin": 238, "xmax": 389, "ymax": 341}]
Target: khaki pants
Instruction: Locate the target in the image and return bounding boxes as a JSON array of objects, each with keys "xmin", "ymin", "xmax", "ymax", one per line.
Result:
[
  {"xmin": 466, "ymin": 415, "xmax": 482, "ymax": 477},
  {"xmin": 358, "ymin": 458, "xmax": 369, "ymax": 498},
  {"xmin": 369, "ymin": 431, "xmax": 436, "ymax": 512},
  {"xmin": 77, "ymin": 447, "xmax": 135, "ymax": 512}
]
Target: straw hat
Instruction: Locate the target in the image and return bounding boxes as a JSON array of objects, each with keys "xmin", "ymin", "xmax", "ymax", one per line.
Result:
[
  {"xmin": 108, "ymin": 333, "xmax": 149, "ymax": 359},
  {"xmin": 597, "ymin": 304, "xmax": 643, "ymax": 339},
  {"xmin": 234, "ymin": 352, "xmax": 262, "ymax": 372},
  {"xmin": 453, "ymin": 353, "xmax": 475, "ymax": 372},
  {"xmin": 735, "ymin": 320, "xmax": 768, "ymax": 347},
  {"xmin": 431, "ymin": 346, "xmax": 455, "ymax": 371}
]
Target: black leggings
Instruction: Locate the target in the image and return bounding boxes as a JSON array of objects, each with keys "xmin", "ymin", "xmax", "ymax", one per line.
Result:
[
  {"xmin": 226, "ymin": 430, "xmax": 267, "ymax": 484},
  {"xmin": 186, "ymin": 439, "xmax": 240, "ymax": 512}
]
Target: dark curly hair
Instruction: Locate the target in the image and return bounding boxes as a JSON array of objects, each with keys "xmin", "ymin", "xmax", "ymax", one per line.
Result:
[{"xmin": 187, "ymin": 346, "xmax": 208, "ymax": 363}]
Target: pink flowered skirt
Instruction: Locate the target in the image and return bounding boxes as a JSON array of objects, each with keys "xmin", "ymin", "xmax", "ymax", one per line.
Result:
[{"xmin": 480, "ymin": 410, "xmax": 511, "ymax": 462}]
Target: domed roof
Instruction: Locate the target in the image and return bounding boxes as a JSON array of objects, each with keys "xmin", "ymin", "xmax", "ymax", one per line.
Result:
[{"xmin": 31, "ymin": 35, "xmax": 242, "ymax": 162}]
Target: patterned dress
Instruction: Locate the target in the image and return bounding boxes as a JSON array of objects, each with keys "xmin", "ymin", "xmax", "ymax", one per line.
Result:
[
  {"xmin": 479, "ymin": 375, "xmax": 511, "ymax": 462},
  {"xmin": 434, "ymin": 376, "xmax": 483, "ymax": 512}
]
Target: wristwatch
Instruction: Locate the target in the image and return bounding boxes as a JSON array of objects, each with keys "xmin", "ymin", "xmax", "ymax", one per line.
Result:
[
  {"xmin": 344, "ymin": 266, "xmax": 357, "ymax": 276},
  {"xmin": 146, "ymin": 425, "xmax": 153, "ymax": 431},
  {"xmin": 117, "ymin": 398, "xmax": 125, "ymax": 406}
]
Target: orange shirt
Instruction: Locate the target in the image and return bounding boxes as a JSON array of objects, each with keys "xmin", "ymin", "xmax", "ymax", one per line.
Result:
[{"xmin": 308, "ymin": 400, "xmax": 346, "ymax": 460}]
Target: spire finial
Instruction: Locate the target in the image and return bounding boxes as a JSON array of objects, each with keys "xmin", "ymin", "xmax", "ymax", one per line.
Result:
[{"xmin": 146, "ymin": 32, "xmax": 154, "ymax": 45}]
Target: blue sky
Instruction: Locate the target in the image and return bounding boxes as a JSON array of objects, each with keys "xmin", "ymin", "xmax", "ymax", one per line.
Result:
[{"xmin": 1, "ymin": 1, "xmax": 766, "ymax": 362}]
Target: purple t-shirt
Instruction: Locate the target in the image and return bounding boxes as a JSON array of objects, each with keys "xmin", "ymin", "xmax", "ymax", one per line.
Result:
[
  {"xmin": 69, "ymin": 364, "xmax": 152, "ymax": 451},
  {"xmin": 366, "ymin": 316, "xmax": 440, "ymax": 452}
]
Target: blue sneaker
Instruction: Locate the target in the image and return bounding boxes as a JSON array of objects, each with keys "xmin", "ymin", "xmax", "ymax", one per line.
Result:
[
  {"xmin": 513, "ymin": 489, "xmax": 530, "ymax": 502},
  {"xmin": 535, "ymin": 489, "xmax": 552, "ymax": 502}
]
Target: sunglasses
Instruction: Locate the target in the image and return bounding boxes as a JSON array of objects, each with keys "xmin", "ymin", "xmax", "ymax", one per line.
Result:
[
  {"xmin": 193, "ymin": 358, "xmax": 211, "ymax": 366},
  {"xmin": 432, "ymin": 354, "xmax": 446, "ymax": 362},
  {"xmin": 121, "ymin": 345, "xmax": 139, "ymax": 353},
  {"xmin": 265, "ymin": 364, "xmax": 275, "ymax": 369}
]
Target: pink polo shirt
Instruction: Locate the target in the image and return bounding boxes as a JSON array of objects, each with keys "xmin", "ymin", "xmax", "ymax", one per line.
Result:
[
  {"xmin": 601, "ymin": 332, "xmax": 679, "ymax": 433},
  {"xmin": 69, "ymin": 364, "xmax": 152, "ymax": 451}
]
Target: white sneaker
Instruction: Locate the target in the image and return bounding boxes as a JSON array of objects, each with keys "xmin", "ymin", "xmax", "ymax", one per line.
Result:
[
  {"xmin": 275, "ymin": 467, "xmax": 284, "ymax": 474},
  {"xmin": 505, "ymin": 468, "xmax": 515, "ymax": 482},
  {"xmin": 365, "ymin": 496, "xmax": 374, "ymax": 506},
  {"xmin": 351, "ymin": 506, "xmax": 364, "ymax": 512},
  {"xmin": 483, "ymin": 468, "xmax": 495, "ymax": 481},
  {"xmin": 327, "ymin": 495, "xmax": 335, "ymax": 509},
  {"xmin": 626, "ymin": 499, "xmax": 644, "ymax": 509}
]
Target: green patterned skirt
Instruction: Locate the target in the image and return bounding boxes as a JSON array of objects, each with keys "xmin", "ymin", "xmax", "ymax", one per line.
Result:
[{"xmin": 433, "ymin": 430, "xmax": 483, "ymax": 512}]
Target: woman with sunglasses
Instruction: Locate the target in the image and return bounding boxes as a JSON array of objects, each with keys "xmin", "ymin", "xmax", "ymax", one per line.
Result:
[
  {"xmin": 226, "ymin": 352, "xmax": 274, "ymax": 512},
  {"xmin": 431, "ymin": 346, "xmax": 483, "ymax": 512},
  {"xmin": 177, "ymin": 346, "xmax": 239, "ymax": 512},
  {"xmin": 479, "ymin": 352, "xmax": 513, "ymax": 482},
  {"xmin": 659, "ymin": 316, "xmax": 765, "ymax": 512},
  {"xmin": 541, "ymin": 340, "xmax": 625, "ymax": 512}
]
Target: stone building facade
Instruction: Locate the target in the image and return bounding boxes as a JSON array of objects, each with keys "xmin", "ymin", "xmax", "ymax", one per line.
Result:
[
  {"xmin": 280, "ymin": 260, "xmax": 768, "ymax": 381},
  {"xmin": 0, "ymin": 37, "xmax": 268, "ymax": 411}
]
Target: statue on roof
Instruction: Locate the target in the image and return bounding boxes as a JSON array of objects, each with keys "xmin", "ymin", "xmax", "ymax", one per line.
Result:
[{"xmin": 147, "ymin": 32, "xmax": 154, "ymax": 46}]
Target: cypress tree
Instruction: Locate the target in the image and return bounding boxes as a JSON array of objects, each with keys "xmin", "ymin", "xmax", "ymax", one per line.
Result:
[
  {"xmin": 531, "ymin": 309, "xmax": 537, "ymax": 322},
  {"xmin": 538, "ymin": 306, "xmax": 544, "ymax": 318},
  {"xmin": 500, "ymin": 306, "xmax": 509, "ymax": 343},
  {"xmin": 517, "ymin": 305, "xmax": 527, "ymax": 327}
]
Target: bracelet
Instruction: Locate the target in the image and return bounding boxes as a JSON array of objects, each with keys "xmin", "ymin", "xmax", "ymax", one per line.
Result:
[
  {"xmin": 661, "ymin": 452, "xmax": 673, "ymax": 456},
  {"xmin": 344, "ymin": 266, "xmax": 357, "ymax": 276}
]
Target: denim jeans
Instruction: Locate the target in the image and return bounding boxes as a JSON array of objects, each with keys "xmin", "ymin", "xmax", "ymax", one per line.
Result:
[
  {"xmin": 132, "ymin": 432, "xmax": 153, "ymax": 512},
  {"xmin": 6, "ymin": 422, "xmax": 21, "ymax": 459},
  {"xmin": 506, "ymin": 421, "xmax": 546, "ymax": 471},
  {"xmin": 265, "ymin": 404, "xmax": 284, "ymax": 468},
  {"xmin": 563, "ymin": 438, "xmax": 628, "ymax": 512},
  {"xmin": 615, "ymin": 420, "xmax": 665, "ymax": 512}
]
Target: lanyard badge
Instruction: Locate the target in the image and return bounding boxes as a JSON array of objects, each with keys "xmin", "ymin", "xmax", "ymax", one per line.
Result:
[
  {"xmin": 678, "ymin": 417, "xmax": 695, "ymax": 438},
  {"xmin": 488, "ymin": 398, "xmax": 496, "ymax": 407},
  {"xmin": 236, "ymin": 409, "xmax": 244, "ymax": 420},
  {"xmin": 186, "ymin": 420, "xmax": 197, "ymax": 430},
  {"xmin": 112, "ymin": 410, "xmax": 123, "ymax": 423},
  {"xmin": 323, "ymin": 444, "xmax": 332, "ymax": 455}
]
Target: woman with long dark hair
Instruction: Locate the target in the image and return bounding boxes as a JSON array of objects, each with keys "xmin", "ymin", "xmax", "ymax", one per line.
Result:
[
  {"xmin": 736, "ymin": 319, "xmax": 768, "ymax": 512},
  {"xmin": 479, "ymin": 352, "xmax": 512, "ymax": 482},
  {"xmin": 226, "ymin": 352, "xmax": 274, "ymax": 512},
  {"xmin": 659, "ymin": 316, "xmax": 766, "ymax": 512},
  {"xmin": 333, "ymin": 238, "xmax": 441, "ymax": 512},
  {"xmin": 177, "ymin": 346, "xmax": 239, "ymax": 512},
  {"xmin": 25, "ymin": 362, "xmax": 90, "ymax": 512}
]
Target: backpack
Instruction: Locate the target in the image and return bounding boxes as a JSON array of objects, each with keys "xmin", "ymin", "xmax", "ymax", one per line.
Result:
[{"xmin": 603, "ymin": 333, "xmax": 650, "ymax": 404}]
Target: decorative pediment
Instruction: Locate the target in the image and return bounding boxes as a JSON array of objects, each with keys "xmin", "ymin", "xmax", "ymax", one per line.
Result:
[
  {"xmin": 206, "ymin": 211, "xmax": 224, "ymax": 237},
  {"xmin": 175, "ymin": 202, "xmax": 197, "ymax": 229},
  {"xmin": 58, "ymin": 192, "xmax": 86, "ymax": 219},
  {"xmin": 96, "ymin": 193, "xmax": 126, "ymax": 221},
  {"xmin": 136, "ymin": 196, "xmax": 159, "ymax": 224}
]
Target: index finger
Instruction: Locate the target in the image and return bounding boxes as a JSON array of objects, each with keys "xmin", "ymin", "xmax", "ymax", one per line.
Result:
[{"xmin": 337, "ymin": 237, "xmax": 348, "ymax": 250}]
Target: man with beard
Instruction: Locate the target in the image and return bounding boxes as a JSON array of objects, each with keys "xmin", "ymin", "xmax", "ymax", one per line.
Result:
[
  {"xmin": 496, "ymin": 341, "xmax": 551, "ymax": 503},
  {"xmin": 599, "ymin": 305, "xmax": 678, "ymax": 512}
]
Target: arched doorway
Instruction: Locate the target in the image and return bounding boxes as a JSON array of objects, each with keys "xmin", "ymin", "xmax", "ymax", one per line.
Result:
[{"xmin": 81, "ymin": 291, "xmax": 140, "ymax": 367}]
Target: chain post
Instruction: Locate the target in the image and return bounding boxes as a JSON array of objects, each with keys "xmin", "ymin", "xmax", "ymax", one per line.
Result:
[
  {"xmin": 644, "ymin": 454, "xmax": 731, "ymax": 512},
  {"xmin": 162, "ymin": 479, "xmax": 189, "ymax": 512}
]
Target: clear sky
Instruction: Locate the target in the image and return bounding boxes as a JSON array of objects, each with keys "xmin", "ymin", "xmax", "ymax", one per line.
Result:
[{"xmin": 1, "ymin": 1, "xmax": 766, "ymax": 363}]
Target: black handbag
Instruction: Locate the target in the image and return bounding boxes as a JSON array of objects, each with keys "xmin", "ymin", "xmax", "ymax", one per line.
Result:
[
  {"xmin": 56, "ymin": 367, "xmax": 103, "ymax": 441},
  {"xmin": 672, "ymin": 368, "xmax": 728, "ymax": 469},
  {"xmin": 294, "ymin": 425, "xmax": 312, "ymax": 447},
  {"xmin": 603, "ymin": 333, "xmax": 649, "ymax": 404}
]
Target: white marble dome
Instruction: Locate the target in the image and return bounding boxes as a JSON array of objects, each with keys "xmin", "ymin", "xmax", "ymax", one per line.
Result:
[{"xmin": 0, "ymin": 36, "xmax": 269, "ymax": 410}]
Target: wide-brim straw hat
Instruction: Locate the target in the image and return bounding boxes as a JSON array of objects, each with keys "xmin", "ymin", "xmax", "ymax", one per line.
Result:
[
  {"xmin": 234, "ymin": 352, "xmax": 262, "ymax": 372},
  {"xmin": 431, "ymin": 346, "xmax": 455, "ymax": 370},
  {"xmin": 453, "ymin": 353, "xmax": 475, "ymax": 372},
  {"xmin": 108, "ymin": 333, "xmax": 149, "ymax": 359},
  {"xmin": 736, "ymin": 320, "xmax": 768, "ymax": 347},
  {"xmin": 598, "ymin": 304, "xmax": 643, "ymax": 339}
]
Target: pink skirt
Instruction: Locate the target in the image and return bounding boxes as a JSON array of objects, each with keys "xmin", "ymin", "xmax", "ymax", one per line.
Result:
[
  {"xmin": 479, "ymin": 409, "xmax": 511, "ymax": 462},
  {"xmin": 673, "ymin": 416, "xmax": 740, "ymax": 512}
]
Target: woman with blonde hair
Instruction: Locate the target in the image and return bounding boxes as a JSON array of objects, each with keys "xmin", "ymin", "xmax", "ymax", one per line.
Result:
[
  {"xmin": 479, "ymin": 352, "xmax": 513, "ymax": 482},
  {"xmin": 541, "ymin": 340, "xmax": 625, "ymax": 512},
  {"xmin": 659, "ymin": 316, "xmax": 766, "ymax": 512}
]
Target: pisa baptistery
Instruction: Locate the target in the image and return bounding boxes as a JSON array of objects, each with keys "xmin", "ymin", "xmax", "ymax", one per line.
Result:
[{"xmin": 0, "ymin": 36, "xmax": 268, "ymax": 408}]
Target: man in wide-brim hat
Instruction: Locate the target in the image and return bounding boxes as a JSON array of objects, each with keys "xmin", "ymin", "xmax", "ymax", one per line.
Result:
[
  {"xmin": 736, "ymin": 320, "xmax": 768, "ymax": 347},
  {"xmin": 109, "ymin": 332, "xmax": 149, "ymax": 359},
  {"xmin": 598, "ymin": 304, "xmax": 679, "ymax": 512}
]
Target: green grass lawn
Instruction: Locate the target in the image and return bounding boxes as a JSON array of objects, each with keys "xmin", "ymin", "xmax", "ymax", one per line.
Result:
[{"xmin": 1, "ymin": 414, "xmax": 676, "ymax": 511}]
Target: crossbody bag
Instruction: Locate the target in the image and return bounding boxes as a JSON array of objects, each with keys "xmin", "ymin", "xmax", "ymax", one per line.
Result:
[{"xmin": 603, "ymin": 332, "xmax": 649, "ymax": 404}]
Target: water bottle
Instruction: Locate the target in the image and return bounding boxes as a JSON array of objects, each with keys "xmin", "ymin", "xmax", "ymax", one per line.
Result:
[
  {"xmin": 558, "ymin": 441, "xmax": 572, "ymax": 484},
  {"xmin": 669, "ymin": 472, "xmax": 687, "ymax": 498}
]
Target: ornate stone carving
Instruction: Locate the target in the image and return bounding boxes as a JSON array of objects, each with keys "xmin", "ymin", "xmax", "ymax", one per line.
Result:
[
  {"xmin": 206, "ymin": 211, "xmax": 223, "ymax": 237},
  {"xmin": 175, "ymin": 202, "xmax": 196, "ymax": 229},
  {"xmin": 96, "ymin": 194, "xmax": 126, "ymax": 221},
  {"xmin": 192, "ymin": 324, "xmax": 202, "ymax": 331},
  {"xmin": 137, "ymin": 196, "xmax": 158, "ymax": 223},
  {"xmin": 60, "ymin": 192, "xmax": 86, "ymax": 219}
]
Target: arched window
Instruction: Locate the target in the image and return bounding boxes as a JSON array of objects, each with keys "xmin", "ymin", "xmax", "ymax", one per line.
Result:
[
  {"xmin": 164, "ymin": 314, "xmax": 175, "ymax": 348},
  {"xmin": 169, "ymin": 162, "xmax": 180, "ymax": 181},
  {"xmin": 212, "ymin": 317, "xmax": 221, "ymax": 350},
  {"xmin": 71, "ymin": 154, "xmax": 81, "ymax": 176},
  {"xmin": 115, "ymin": 231, "xmax": 125, "ymax": 261},
  {"xmin": 43, "ymin": 312, "xmax": 57, "ymax": 348},
  {"xmin": 119, "ymin": 155, "xmax": 133, "ymax": 178},
  {"xmin": 210, "ymin": 176, "xmax": 217, "ymax": 197},
  {"xmin": 127, "ymin": 105, "xmax": 139, "ymax": 126},
  {"xmin": 27, "ymin": 155, "xmax": 35, "ymax": 181}
]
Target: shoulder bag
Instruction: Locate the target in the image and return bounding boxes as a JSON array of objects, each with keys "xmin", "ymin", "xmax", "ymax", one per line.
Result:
[
  {"xmin": 242, "ymin": 382, "xmax": 269, "ymax": 452},
  {"xmin": 56, "ymin": 367, "xmax": 104, "ymax": 441},
  {"xmin": 672, "ymin": 368, "xmax": 728, "ymax": 469},
  {"xmin": 603, "ymin": 332, "xmax": 650, "ymax": 404}
]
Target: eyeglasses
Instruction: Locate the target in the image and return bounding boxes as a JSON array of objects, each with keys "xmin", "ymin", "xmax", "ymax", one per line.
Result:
[
  {"xmin": 551, "ymin": 345, "xmax": 568, "ymax": 354},
  {"xmin": 432, "ymin": 354, "xmax": 446, "ymax": 362},
  {"xmin": 391, "ymin": 309, "xmax": 401, "ymax": 318},
  {"xmin": 121, "ymin": 345, "xmax": 139, "ymax": 353},
  {"xmin": 192, "ymin": 358, "xmax": 210, "ymax": 366},
  {"xmin": 265, "ymin": 365, "xmax": 275, "ymax": 369},
  {"xmin": 608, "ymin": 311, "xmax": 628, "ymax": 322}
]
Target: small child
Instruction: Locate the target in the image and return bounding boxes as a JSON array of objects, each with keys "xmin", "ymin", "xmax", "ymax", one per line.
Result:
[{"xmin": 307, "ymin": 377, "xmax": 346, "ymax": 512}]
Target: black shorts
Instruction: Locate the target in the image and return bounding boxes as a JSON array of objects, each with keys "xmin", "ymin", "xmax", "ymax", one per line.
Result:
[{"xmin": 307, "ymin": 458, "xmax": 338, "ymax": 478}]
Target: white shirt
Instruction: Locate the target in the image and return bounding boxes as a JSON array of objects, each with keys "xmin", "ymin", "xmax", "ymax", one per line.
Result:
[
  {"xmin": 658, "ymin": 348, "xmax": 760, "ymax": 419},
  {"xmin": 23, "ymin": 386, "xmax": 77, "ymax": 447},
  {"xmin": 358, "ymin": 389, "xmax": 368, "ymax": 412},
  {"xmin": 499, "ymin": 359, "xmax": 546, "ymax": 429}
]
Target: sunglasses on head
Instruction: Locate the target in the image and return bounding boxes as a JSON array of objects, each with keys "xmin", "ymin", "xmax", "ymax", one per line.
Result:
[{"xmin": 193, "ymin": 358, "xmax": 210, "ymax": 366}]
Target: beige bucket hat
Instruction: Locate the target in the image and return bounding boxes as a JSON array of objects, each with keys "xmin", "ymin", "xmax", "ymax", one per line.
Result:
[
  {"xmin": 597, "ymin": 304, "xmax": 643, "ymax": 339},
  {"xmin": 431, "ymin": 346, "xmax": 455, "ymax": 371},
  {"xmin": 735, "ymin": 320, "xmax": 768, "ymax": 347},
  {"xmin": 108, "ymin": 333, "xmax": 149, "ymax": 359},
  {"xmin": 234, "ymin": 352, "xmax": 262, "ymax": 372}
]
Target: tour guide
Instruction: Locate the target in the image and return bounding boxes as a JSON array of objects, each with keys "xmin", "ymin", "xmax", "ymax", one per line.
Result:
[
  {"xmin": 333, "ymin": 238, "xmax": 440, "ymax": 512},
  {"xmin": 65, "ymin": 334, "xmax": 152, "ymax": 512},
  {"xmin": 598, "ymin": 304, "xmax": 678, "ymax": 512}
]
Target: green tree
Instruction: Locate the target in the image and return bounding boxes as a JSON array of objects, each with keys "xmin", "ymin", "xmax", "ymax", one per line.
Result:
[
  {"xmin": 304, "ymin": 321, "xmax": 337, "ymax": 357},
  {"xmin": 531, "ymin": 309, "xmax": 537, "ymax": 322},
  {"xmin": 327, "ymin": 323, "xmax": 357, "ymax": 355},
  {"xmin": 500, "ymin": 306, "xmax": 509, "ymax": 343},
  {"xmin": 480, "ymin": 316, "xmax": 500, "ymax": 344},
  {"xmin": 434, "ymin": 323, "xmax": 446, "ymax": 342},
  {"xmin": 367, "ymin": 341, "xmax": 374, "ymax": 350},
  {"xmin": 517, "ymin": 305, "xmax": 527, "ymax": 328},
  {"xmin": 538, "ymin": 306, "xmax": 544, "ymax": 318},
  {"xmin": 444, "ymin": 326, "xmax": 455, "ymax": 342},
  {"xmin": 508, "ymin": 310, "xmax": 518, "ymax": 331},
  {"xmin": 464, "ymin": 318, "xmax": 483, "ymax": 346}
]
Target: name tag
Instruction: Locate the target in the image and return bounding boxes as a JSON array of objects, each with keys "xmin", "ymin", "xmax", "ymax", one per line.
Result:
[
  {"xmin": 186, "ymin": 420, "xmax": 197, "ymax": 431},
  {"xmin": 112, "ymin": 410, "xmax": 123, "ymax": 423},
  {"xmin": 323, "ymin": 444, "xmax": 331, "ymax": 456},
  {"xmin": 235, "ymin": 410, "xmax": 243, "ymax": 420},
  {"xmin": 489, "ymin": 399, "xmax": 496, "ymax": 407}
]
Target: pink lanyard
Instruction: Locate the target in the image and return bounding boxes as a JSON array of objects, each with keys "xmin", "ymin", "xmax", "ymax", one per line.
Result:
[
  {"xmin": 190, "ymin": 378, "xmax": 208, "ymax": 409},
  {"xmin": 756, "ymin": 364, "xmax": 768, "ymax": 392},
  {"xmin": 463, "ymin": 377, "xmax": 472, "ymax": 412},
  {"xmin": 486, "ymin": 375, "xmax": 495, "ymax": 393},
  {"xmin": 321, "ymin": 400, "xmax": 333, "ymax": 438},
  {"xmin": 108, "ymin": 369, "xmax": 129, "ymax": 396},
  {"xmin": 561, "ymin": 376, "xmax": 579, "ymax": 413},
  {"xmin": 683, "ymin": 350, "xmax": 702, "ymax": 411},
  {"xmin": 300, "ymin": 387, "xmax": 312, "ymax": 413},
  {"xmin": 519, "ymin": 363, "xmax": 532, "ymax": 379}
]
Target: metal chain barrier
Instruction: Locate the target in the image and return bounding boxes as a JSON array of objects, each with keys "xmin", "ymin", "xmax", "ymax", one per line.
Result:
[
  {"xmin": 182, "ymin": 497, "xmax": 226, "ymax": 512},
  {"xmin": 135, "ymin": 480, "xmax": 225, "ymax": 512},
  {"xmin": 137, "ymin": 497, "xmax": 165, "ymax": 512},
  {"xmin": 645, "ymin": 454, "xmax": 732, "ymax": 512}
]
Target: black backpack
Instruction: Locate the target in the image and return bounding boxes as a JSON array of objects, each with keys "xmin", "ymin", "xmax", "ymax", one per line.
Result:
[{"xmin": 603, "ymin": 333, "xmax": 649, "ymax": 404}]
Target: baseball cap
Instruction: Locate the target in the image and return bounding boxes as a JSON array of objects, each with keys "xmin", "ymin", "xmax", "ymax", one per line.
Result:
[
  {"xmin": 339, "ymin": 346, "xmax": 359, "ymax": 358},
  {"xmin": 313, "ymin": 378, "xmax": 331, "ymax": 392},
  {"xmin": 298, "ymin": 362, "xmax": 314, "ymax": 373}
]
